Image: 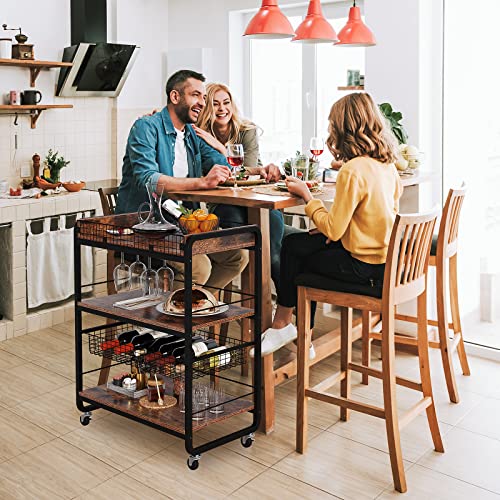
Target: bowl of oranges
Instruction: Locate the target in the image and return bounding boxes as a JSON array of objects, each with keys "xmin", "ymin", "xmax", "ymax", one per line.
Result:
[{"xmin": 179, "ymin": 208, "xmax": 219, "ymax": 234}]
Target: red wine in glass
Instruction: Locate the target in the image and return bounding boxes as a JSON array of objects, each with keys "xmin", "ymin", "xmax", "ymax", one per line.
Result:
[
  {"xmin": 227, "ymin": 156, "xmax": 244, "ymax": 168},
  {"xmin": 310, "ymin": 137, "xmax": 325, "ymax": 162},
  {"xmin": 226, "ymin": 144, "xmax": 244, "ymax": 188}
]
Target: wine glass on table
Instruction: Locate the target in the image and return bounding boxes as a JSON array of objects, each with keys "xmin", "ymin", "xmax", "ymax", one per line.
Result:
[
  {"xmin": 310, "ymin": 137, "xmax": 325, "ymax": 162},
  {"xmin": 226, "ymin": 144, "xmax": 244, "ymax": 189},
  {"xmin": 113, "ymin": 253, "xmax": 131, "ymax": 293}
]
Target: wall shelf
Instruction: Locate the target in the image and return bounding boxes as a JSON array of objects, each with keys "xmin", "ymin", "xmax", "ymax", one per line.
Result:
[
  {"xmin": 0, "ymin": 104, "xmax": 73, "ymax": 128},
  {"xmin": 0, "ymin": 58, "xmax": 73, "ymax": 87},
  {"xmin": 337, "ymin": 86, "xmax": 365, "ymax": 91}
]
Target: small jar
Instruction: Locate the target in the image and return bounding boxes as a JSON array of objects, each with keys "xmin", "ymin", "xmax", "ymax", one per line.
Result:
[
  {"xmin": 0, "ymin": 38, "xmax": 12, "ymax": 59},
  {"xmin": 147, "ymin": 377, "xmax": 164, "ymax": 403}
]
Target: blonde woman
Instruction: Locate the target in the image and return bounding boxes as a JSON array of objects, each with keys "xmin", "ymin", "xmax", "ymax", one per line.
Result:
[
  {"xmin": 252, "ymin": 93, "xmax": 404, "ymax": 356},
  {"xmin": 195, "ymin": 82, "xmax": 288, "ymax": 286}
]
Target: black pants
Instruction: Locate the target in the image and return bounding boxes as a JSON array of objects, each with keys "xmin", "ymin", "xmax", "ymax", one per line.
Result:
[{"xmin": 277, "ymin": 232, "xmax": 385, "ymax": 327}]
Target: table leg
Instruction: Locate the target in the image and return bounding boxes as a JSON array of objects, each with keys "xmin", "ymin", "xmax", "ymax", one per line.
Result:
[{"xmin": 247, "ymin": 208, "xmax": 275, "ymax": 434}]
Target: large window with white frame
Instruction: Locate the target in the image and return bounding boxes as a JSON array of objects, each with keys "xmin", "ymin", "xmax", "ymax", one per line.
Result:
[{"xmin": 243, "ymin": 2, "xmax": 365, "ymax": 167}]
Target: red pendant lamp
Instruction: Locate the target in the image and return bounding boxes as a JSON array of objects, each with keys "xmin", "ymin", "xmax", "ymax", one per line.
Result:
[
  {"xmin": 292, "ymin": 0, "xmax": 338, "ymax": 44},
  {"xmin": 244, "ymin": 0, "xmax": 295, "ymax": 39},
  {"xmin": 335, "ymin": 1, "xmax": 376, "ymax": 47}
]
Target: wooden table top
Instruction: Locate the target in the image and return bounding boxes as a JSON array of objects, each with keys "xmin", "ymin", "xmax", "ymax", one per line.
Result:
[{"xmin": 167, "ymin": 184, "xmax": 336, "ymax": 210}]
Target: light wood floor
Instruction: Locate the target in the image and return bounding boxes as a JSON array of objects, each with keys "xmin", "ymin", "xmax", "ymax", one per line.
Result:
[{"xmin": 0, "ymin": 315, "xmax": 499, "ymax": 499}]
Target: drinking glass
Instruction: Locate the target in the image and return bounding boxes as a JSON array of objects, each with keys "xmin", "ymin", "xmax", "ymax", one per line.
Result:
[
  {"xmin": 129, "ymin": 255, "xmax": 147, "ymax": 290},
  {"xmin": 226, "ymin": 144, "xmax": 244, "ymax": 189},
  {"xmin": 209, "ymin": 386, "xmax": 225, "ymax": 414},
  {"xmin": 113, "ymin": 253, "xmax": 131, "ymax": 292},
  {"xmin": 179, "ymin": 389, "xmax": 185, "ymax": 413},
  {"xmin": 309, "ymin": 137, "xmax": 324, "ymax": 161},
  {"xmin": 156, "ymin": 260, "xmax": 174, "ymax": 296},
  {"xmin": 291, "ymin": 155, "xmax": 310, "ymax": 181},
  {"xmin": 140, "ymin": 257, "xmax": 159, "ymax": 296},
  {"xmin": 192, "ymin": 384, "xmax": 206, "ymax": 421}
]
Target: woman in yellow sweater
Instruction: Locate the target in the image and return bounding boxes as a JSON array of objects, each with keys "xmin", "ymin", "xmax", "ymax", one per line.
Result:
[{"xmin": 253, "ymin": 92, "xmax": 403, "ymax": 356}]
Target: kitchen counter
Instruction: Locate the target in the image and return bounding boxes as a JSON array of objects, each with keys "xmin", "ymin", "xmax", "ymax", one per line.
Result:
[{"xmin": 84, "ymin": 179, "xmax": 120, "ymax": 191}]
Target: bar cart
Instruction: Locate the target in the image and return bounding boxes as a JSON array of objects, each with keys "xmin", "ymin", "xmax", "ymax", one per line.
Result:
[{"xmin": 73, "ymin": 213, "xmax": 261, "ymax": 469}]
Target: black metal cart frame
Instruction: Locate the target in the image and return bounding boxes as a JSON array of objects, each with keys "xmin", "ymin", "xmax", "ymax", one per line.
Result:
[{"xmin": 73, "ymin": 215, "xmax": 262, "ymax": 468}]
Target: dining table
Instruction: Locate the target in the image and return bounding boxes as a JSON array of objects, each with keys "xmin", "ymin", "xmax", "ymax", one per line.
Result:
[{"xmin": 167, "ymin": 172, "xmax": 433, "ymax": 434}]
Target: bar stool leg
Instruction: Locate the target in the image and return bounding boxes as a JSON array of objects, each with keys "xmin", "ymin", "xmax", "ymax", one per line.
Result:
[
  {"xmin": 296, "ymin": 286, "xmax": 312, "ymax": 453},
  {"xmin": 340, "ymin": 307, "xmax": 353, "ymax": 421},
  {"xmin": 417, "ymin": 291, "xmax": 444, "ymax": 453},
  {"xmin": 361, "ymin": 310, "xmax": 372, "ymax": 385},
  {"xmin": 449, "ymin": 254, "xmax": 471, "ymax": 376},
  {"xmin": 381, "ymin": 305, "xmax": 407, "ymax": 493},
  {"xmin": 436, "ymin": 255, "xmax": 460, "ymax": 403}
]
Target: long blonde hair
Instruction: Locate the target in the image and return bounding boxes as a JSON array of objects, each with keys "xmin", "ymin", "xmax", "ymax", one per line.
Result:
[
  {"xmin": 326, "ymin": 93, "xmax": 398, "ymax": 164},
  {"xmin": 197, "ymin": 83, "xmax": 256, "ymax": 145}
]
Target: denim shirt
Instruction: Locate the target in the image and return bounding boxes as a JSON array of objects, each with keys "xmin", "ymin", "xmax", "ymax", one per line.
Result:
[{"xmin": 115, "ymin": 107, "xmax": 228, "ymax": 214}]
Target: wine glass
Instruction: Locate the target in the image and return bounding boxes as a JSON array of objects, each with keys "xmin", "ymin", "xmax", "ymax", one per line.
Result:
[
  {"xmin": 113, "ymin": 253, "xmax": 131, "ymax": 292},
  {"xmin": 157, "ymin": 260, "xmax": 174, "ymax": 296},
  {"xmin": 129, "ymin": 255, "xmax": 147, "ymax": 290},
  {"xmin": 140, "ymin": 257, "xmax": 159, "ymax": 296},
  {"xmin": 310, "ymin": 137, "xmax": 325, "ymax": 161},
  {"xmin": 226, "ymin": 144, "xmax": 244, "ymax": 189}
]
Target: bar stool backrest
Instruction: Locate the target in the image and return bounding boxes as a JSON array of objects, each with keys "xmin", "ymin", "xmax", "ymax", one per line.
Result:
[
  {"xmin": 437, "ymin": 186, "xmax": 466, "ymax": 260},
  {"xmin": 98, "ymin": 187, "xmax": 119, "ymax": 216},
  {"xmin": 384, "ymin": 209, "xmax": 440, "ymax": 307}
]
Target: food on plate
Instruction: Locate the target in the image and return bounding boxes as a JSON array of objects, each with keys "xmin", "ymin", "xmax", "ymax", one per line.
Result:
[
  {"xmin": 305, "ymin": 180, "xmax": 319, "ymax": 189},
  {"xmin": 9, "ymin": 187, "xmax": 22, "ymax": 196},
  {"xmin": 163, "ymin": 286, "xmax": 218, "ymax": 314}
]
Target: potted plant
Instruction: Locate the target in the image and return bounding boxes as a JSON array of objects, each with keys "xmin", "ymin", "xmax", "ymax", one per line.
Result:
[
  {"xmin": 42, "ymin": 149, "xmax": 70, "ymax": 183},
  {"xmin": 378, "ymin": 103, "xmax": 409, "ymax": 145}
]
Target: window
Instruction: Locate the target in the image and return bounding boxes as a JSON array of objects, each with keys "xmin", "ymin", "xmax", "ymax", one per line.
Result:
[{"xmin": 244, "ymin": 5, "xmax": 366, "ymax": 167}]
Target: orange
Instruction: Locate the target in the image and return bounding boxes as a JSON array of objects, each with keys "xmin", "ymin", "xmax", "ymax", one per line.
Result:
[
  {"xmin": 195, "ymin": 213, "xmax": 209, "ymax": 222},
  {"xmin": 193, "ymin": 209, "xmax": 206, "ymax": 217},
  {"xmin": 200, "ymin": 219, "xmax": 218, "ymax": 232},
  {"xmin": 206, "ymin": 213, "xmax": 218, "ymax": 221}
]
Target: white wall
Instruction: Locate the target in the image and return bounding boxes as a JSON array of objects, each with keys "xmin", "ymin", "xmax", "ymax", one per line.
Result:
[{"xmin": 0, "ymin": 0, "xmax": 168, "ymax": 187}]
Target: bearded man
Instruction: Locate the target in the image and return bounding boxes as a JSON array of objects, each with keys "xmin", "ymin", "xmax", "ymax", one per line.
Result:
[{"xmin": 115, "ymin": 69, "xmax": 248, "ymax": 289}]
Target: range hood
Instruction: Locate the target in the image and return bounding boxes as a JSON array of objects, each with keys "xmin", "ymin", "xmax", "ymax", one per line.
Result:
[
  {"xmin": 56, "ymin": 43, "xmax": 139, "ymax": 97},
  {"xmin": 56, "ymin": 0, "xmax": 139, "ymax": 97}
]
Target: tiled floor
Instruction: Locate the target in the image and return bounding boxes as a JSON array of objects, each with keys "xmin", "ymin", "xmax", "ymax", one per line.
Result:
[{"xmin": 0, "ymin": 316, "xmax": 499, "ymax": 499}]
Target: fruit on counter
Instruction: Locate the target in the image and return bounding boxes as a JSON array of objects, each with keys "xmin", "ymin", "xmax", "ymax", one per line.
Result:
[
  {"xmin": 395, "ymin": 157, "xmax": 409, "ymax": 171},
  {"xmin": 9, "ymin": 187, "xmax": 22, "ymax": 196}
]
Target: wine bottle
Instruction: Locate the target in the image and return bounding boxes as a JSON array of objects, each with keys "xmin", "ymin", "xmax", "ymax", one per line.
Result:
[
  {"xmin": 117, "ymin": 329, "xmax": 141, "ymax": 345},
  {"xmin": 159, "ymin": 339, "xmax": 186, "ymax": 357},
  {"xmin": 130, "ymin": 331, "xmax": 169, "ymax": 350},
  {"xmin": 133, "ymin": 334, "xmax": 176, "ymax": 357},
  {"xmin": 205, "ymin": 346, "xmax": 231, "ymax": 368},
  {"xmin": 172, "ymin": 338, "xmax": 218, "ymax": 361}
]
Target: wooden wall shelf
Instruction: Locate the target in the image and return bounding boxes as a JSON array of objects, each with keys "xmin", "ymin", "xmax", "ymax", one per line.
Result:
[
  {"xmin": 0, "ymin": 58, "xmax": 73, "ymax": 86},
  {"xmin": 338, "ymin": 86, "xmax": 365, "ymax": 91},
  {"xmin": 0, "ymin": 104, "xmax": 73, "ymax": 128}
]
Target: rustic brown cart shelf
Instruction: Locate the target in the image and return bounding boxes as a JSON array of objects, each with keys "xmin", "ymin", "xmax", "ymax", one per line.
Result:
[{"xmin": 74, "ymin": 213, "xmax": 262, "ymax": 469}]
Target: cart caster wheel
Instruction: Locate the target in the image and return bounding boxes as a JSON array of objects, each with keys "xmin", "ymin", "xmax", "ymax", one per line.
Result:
[
  {"xmin": 187, "ymin": 455, "xmax": 201, "ymax": 470},
  {"xmin": 241, "ymin": 433, "xmax": 255, "ymax": 448},
  {"xmin": 80, "ymin": 412, "xmax": 92, "ymax": 426}
]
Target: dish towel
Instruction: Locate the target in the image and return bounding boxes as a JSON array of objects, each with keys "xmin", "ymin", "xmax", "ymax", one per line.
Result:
[{"xmin": 27, "ymin": 214, "xmax": 93, "ymax": 308}]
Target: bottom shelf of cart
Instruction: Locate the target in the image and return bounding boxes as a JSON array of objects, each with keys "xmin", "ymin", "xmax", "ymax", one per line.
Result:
[{"xmin": 79, "ymin": 385, "xmax": 254, "ymax": 434}]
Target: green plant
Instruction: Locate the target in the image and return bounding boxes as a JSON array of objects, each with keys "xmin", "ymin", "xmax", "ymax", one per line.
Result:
[
  {"xmin": 43, "ymin": 149, "xmax": 70, "ymax": 183},
  {"xmin": 378, "ymin": 103, "xmax": 409, "ymax": 145}
]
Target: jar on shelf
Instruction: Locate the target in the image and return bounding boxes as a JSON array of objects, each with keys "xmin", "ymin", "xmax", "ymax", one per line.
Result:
[
  {"xmin": 147, "ymin": 376, "xmax": 165, "ymax": 403},
  {"xmin": 0, "ymin": 38, "xmax": 12, "ymax": 59}
]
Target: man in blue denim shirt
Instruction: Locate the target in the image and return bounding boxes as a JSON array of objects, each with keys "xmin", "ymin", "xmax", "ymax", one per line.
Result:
[{"xmin": 116, "ymin": 69, "xmax": 248, "ymax": 289}]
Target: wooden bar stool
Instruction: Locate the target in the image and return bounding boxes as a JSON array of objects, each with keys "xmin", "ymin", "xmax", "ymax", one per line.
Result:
[
  {"xmin": 366, "ymin": 187, "xmax": 470, "ymax": 403},
  {"xmin": 296, "ymin": 210, "xmax": 444, "ymax": 493}
]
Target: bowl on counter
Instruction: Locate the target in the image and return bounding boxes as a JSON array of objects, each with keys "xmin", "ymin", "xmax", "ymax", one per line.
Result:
[{"xmin": 62, "ymin": 181, "xmax": 86, "ymax": 192}]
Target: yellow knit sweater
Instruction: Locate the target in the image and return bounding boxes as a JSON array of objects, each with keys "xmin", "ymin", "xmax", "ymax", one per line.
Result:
[{"xmin": 305, "ymin": 157, "xmax": 403, "ymax": 264}]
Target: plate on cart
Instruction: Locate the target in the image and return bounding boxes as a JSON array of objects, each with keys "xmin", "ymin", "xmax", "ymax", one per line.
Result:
[{"xmin": 155, "ymin": 302, "xmax": 229, "ymax": 317}]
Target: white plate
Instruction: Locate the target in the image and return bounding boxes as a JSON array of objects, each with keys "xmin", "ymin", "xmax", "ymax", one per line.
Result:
[{"xmin": 155, "ymin": 302, "xmax": 229, "ymax": 317}]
